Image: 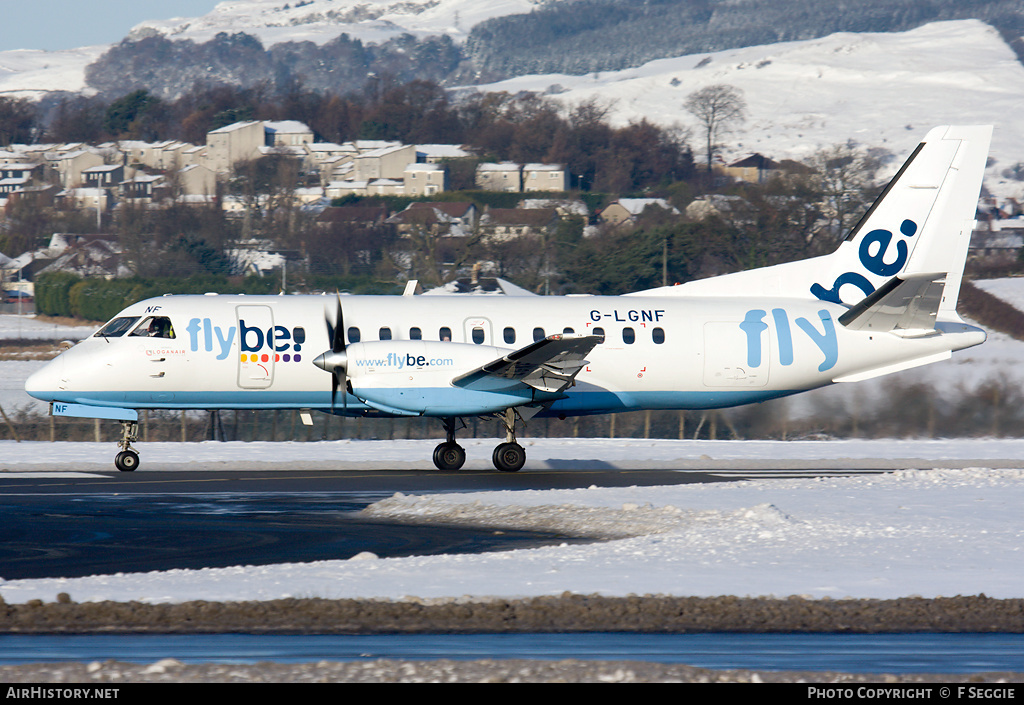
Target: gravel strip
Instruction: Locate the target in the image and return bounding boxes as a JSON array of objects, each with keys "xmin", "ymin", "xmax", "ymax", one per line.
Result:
[
  {"xmin": 4, "ymin": 594, "xmax": 1024, "ymax": 634},
  {"xmin": 3, "ymin": 594, "xmax": 1024, "ymax": 682}
]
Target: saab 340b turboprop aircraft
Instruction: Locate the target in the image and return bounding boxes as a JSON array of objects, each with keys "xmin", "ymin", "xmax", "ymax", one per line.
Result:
[{"xmin": 26, "ymin": 125, "xmax": 992, "ymax": 472}]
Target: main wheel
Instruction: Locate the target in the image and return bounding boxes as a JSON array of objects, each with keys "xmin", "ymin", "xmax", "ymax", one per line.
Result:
[
  {"xmin": 433, "ymin": 442, "xmax": 466, "ymax": 471},
  {"xmin": 114, "ymin": 450, "xmax": 139, "ymax": 472},
  {"xmin": 492, "ymin": 442, "xmax": 526, "ymax": 473}
]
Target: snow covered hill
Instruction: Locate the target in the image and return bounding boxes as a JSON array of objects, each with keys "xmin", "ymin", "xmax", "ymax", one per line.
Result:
[
  {"xmin": 5, "ymin": 12, "xmax": 1024, "ymax": 202},
  {"xmin": 468, "ymin": 20, "xmax": 1024, "ymax": 198},
  {"xmin": 127, "ymin": 0, "xmax": 548, "ymax": 47},
  {"xmin": 0, "ymin": 0, "xmax": 548, "ymax": 97}
]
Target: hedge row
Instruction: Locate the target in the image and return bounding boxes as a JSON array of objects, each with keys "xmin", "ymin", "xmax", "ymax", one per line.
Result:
[
  {"xmin": 34, "ymin": 274, "xmax": 281, "ymax": 322},
  {"xmin": 34, "ymin": 273, "xmax": 404, "ymax": 322}
]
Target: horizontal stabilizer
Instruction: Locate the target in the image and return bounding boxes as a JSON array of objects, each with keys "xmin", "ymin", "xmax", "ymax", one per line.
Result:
[
  {"xmin": 453, "ymin": 334, "xmax": 600, "ymax": 394},
  {"xmin": 838, "ymin": 272, "xmax": 946, "ymax": 334}
]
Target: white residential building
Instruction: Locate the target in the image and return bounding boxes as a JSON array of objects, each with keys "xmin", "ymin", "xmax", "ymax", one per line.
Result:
[
  {"xmin": 264, "ymin": 120, "xmax": 314, "ymax": 147},
  {"xmin": 523, "ymin": 163, "xmax": 569, "ymax": 192},
  {"xmin": 404, "ymin": 163, "xmax": 447, "ymax": 196},
  {"xmin": 476, "ymin": 162, "xmax": 522, "ymax": 192},
  {"xmin": 205, "ymin": 121, "xmax": 264, "ymax": 174}
]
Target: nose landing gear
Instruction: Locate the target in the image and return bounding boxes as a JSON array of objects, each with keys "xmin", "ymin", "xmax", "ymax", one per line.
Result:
[{"xmin": 114, "ymin": 420, "xmax": 140, "ymax": 472}]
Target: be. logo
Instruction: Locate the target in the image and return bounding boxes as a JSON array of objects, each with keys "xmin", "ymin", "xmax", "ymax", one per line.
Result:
[{"xmin": 810, "ymin": 219, "xmax": 918, "ymax": 304}]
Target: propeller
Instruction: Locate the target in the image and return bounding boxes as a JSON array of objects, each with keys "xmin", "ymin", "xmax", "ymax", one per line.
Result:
[{"xmin": 313, "ymin": 294, "xmax": 349, "ymax": 411}]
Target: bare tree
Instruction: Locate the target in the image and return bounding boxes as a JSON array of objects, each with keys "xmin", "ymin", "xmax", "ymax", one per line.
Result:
[
  {"xmin": 684, "ymin": 84, "xmax": 746, "ymax": 173},
  {"xmin": 806, "ymin": 141, "xmax": 887, "ymax": 249}
]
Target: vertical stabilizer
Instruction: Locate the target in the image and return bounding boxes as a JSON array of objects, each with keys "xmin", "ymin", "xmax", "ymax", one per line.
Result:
[
  {"xmin": 645, "ymin": 126, "xmax": 992, "ymax": 308},
  {"xmin": 808, "ymin": 125, "xmax": 991, "ymax": 311}
]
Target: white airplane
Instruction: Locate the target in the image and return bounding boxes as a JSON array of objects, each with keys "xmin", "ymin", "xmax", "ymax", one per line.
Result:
[{"xmin": 26, "ymin": 125, "xmax": 991, "ymax": 473}]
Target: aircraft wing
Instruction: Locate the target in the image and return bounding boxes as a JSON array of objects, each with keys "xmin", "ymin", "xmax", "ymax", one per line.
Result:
[
  {"xmin": 838, "ymin": 272, "xmax": 946, "ymax": 334},
  {"xmin": 452, "ymin": 334, "xmax": 600, "ymax": 394}
]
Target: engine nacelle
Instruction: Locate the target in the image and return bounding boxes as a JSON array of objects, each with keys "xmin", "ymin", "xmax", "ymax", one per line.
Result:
[{"xmin": 341, "ymin": 341, "xmax": 537, "ymax": 415}]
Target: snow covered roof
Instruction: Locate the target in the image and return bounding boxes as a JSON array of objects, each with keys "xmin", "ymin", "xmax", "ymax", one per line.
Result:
[
  {"xmin": 264, "ymin": 120, "xmax": 311, "ymax": 134},
  {"xmin": 477, "ymin": 162, "xmax": 521, "ymax": 172},
  {"xmin": 209, "ymin": 120, "xmax": 262, "ymax": 134},
  {"xmin": 416, "ymin": 144, "xmax": 471, "ymax": 159},
  {"xmin": 615, "ymin": 198, "xmax": 678, "ymax": 215}
]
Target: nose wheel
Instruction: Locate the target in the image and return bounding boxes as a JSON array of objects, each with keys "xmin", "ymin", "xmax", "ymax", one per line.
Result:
[
  {"xmin": 114, "ymin": 420, "xmax": 140, "ymax": 472},
  {"xmin": 114, "ymin": 449, "xmax": 139, "ymax": 472}
]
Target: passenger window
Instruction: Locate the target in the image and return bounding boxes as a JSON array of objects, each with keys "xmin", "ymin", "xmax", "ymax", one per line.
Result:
[
  {"xmin": 623, "ymin": 327, "xmax": 635, "ymax": 344},
  {"xmin": 347, "ymin": 327, "xmax": 361, "ymax": 344},
  {"xmin": 293, "ymin": 327, "xmax": 306, "ymax": 346},
  {"xmin": 439, "ymin": 326, "xmax": 452, "ymax": 342},
  {"xmin": 379, "ymin": 327, "xmax": 392, "ymax": 341},
  {"xmin": 563, "ymin": 327, "xmax": 575, "ymax": 335},
  {"xmin": 503, "ymin": 327, "xmax": 516, "ymax": 344},
  {"xmin": 653, "ymin": 327, "xmax": 665, "ymax": 344},
  {"xmin": 95, "ymin": 316, "xmax": 140, "ymax": 338},
  {"xmin": 410, "ymin": 327, "xmax": 422, "ymax": 340},
  {"xmin": 129, "ymin": 316, "xmax": 175, "ymax": 339},
  {"xmin": 472, "ymin": 327, "xmax": 485, "ymax": 344},
  {"xmin": 533, "ymin": 327, "xmax": 545, "ymax": 342},
  {"xmin": 592, "ymin": 327, "xmax": 605, "ymax": 343}
]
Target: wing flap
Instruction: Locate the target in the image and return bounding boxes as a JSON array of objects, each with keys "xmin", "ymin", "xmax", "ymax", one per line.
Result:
[{"xmin": 452, "ymin": 334, "xmax": 600, "ymax": 394}]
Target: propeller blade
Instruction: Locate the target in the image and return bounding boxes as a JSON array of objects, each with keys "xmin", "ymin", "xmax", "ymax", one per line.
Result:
[
  {"xmin": 322, "ymin": 293, "xmax": 348, "ymax": 412},
  {"xmin": 332, "ymin": 294, "xmax": 345, "ymax": 353},
  {"xmin": 332, "ymin": 370, "xmax": 340, "ymax": 412}
]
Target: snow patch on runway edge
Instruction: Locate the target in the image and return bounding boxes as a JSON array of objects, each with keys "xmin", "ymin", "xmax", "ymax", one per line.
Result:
[{"xmin": 362, "ymin": 492, "xmax": 797, "ymax": 540}]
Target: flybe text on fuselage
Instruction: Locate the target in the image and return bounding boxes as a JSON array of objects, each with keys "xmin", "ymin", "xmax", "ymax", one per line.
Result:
[
  {"xmin": 741, "ymin": 308, "xmax": 839, "ymax": 372},
  {"xmin": 184, "ymin": 317, "xmax": 306, "ymax": 362}
]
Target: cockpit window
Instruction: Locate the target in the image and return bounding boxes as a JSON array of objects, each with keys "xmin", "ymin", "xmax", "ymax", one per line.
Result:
[
  {"xmin": 130, "ymin": 316, "xmax": 176, "ymax": 339},
  {"xmin": 94, "ymin": 316, "xmax": 140, "ymax": 338}
]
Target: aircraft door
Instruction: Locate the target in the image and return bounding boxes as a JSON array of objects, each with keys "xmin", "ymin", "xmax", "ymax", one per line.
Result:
[
  {"xmin": 702, "ymin": 320, "xmax": 770, "ymax": 387},
  {"xmin": 463, "ymin": 317, "xmax": 493, "ymax": 345},
  {"xmin": 237, "ymin": 305, "xmax": 275, "ymax": 389}
]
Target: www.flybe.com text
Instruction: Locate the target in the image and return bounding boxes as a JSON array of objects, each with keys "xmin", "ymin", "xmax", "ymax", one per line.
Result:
[{"xmin": 355, "ymin": 353, "xmax": 454, "ymax": 369}]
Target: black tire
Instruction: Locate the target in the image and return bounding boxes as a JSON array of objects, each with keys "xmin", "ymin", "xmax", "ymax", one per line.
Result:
[
  {"xmin": 114, "ymin": 450, "xmax": 139, "ymax": 472},
  {"xmin": 492, "ymin": 442, "xmax": 526, "ymax": 472},
  {"xmin": 433, "ymin": 442, "xmax": 466, "ymax": 471}
]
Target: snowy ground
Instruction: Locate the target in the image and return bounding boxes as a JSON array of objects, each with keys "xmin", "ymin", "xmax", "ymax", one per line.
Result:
[
  {"xmin": 2, "ymin": 279, "xmax": 1024, "ymax": 607},
  {"xmin": 1, "ymin": 437, "xmax": 1023, "ymax": 606}
]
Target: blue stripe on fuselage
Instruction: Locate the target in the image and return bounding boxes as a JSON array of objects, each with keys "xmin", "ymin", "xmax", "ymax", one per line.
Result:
[{"xmin": 30, "ymin": 388, "xmax": 803, "ymax": 416}]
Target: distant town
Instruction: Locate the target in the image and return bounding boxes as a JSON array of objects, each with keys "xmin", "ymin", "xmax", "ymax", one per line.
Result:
[{"xmin": 1, "ymin": 113, "xmax": 1022, "ymax": 314}]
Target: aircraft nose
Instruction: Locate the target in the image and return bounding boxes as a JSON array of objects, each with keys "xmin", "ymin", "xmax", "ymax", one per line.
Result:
[{"xmin": 25, "ymin": 355, "xmax": 65, "ymax": 401}]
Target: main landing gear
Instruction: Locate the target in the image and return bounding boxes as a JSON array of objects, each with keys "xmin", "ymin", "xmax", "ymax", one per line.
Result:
[
  {"xmin": 114, "ymin": 420, "xmax": 140, "ymax": 472},
  {"xmin": 431, "ymin": 410, "xmax": 527, "ymax": 473},
  {"xmin": 432, "ymin": 417, "xmax": 467, "ymax": 471}
]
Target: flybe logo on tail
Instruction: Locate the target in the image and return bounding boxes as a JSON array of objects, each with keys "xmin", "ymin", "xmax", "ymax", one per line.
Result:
[
  {"xmin": 185, "ymin": 318, "xmax": 306, "ymax": 362},
  {"xmin": 811, "ymin": 219, "xmax": 918, "ymax": 304}
]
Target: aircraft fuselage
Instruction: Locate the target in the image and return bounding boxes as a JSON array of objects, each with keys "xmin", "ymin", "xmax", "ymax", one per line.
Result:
[{"xmin": 27, "ymin": 292, "xmax": 983, "ymax": 417}]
